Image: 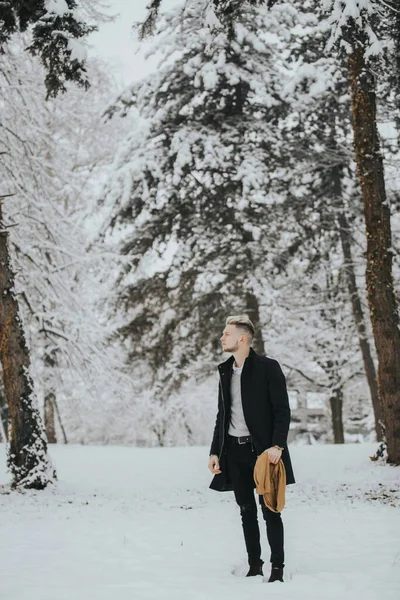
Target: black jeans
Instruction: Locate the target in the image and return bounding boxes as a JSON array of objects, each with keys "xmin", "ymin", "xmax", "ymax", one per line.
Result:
[{"xmin": 226, "ymin": 435, "xmax": 284, "ymax": 568}]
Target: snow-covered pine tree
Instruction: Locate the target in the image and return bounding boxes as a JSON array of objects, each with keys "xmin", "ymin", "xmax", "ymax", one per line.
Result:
[
  {"xmin": 264, "ymin": 0, "xmax": 383, "ymax": 442},
  {"xmin": 321, "ymin": 0, "xmax": 400, "ymax": 463},
  {"xmin": 391, "ymin": 4, "xmax": 400, "ymax": 129},
  {"xmin": 181, "ymin": 0, "xmax": 382, "ymax": 444},
  {"xmin": 0, "ymin": 0, "xmax": 96, "ymax": 490},
  {"xmin": 140, "ymin": 0, "xmax": 279, "ymax": 38},
  {"xmin": 136, "ymin": 0, "xmax": 390, "ymax": 445},
  {"xmin": 1, "ymin": 35, "xmax": 131, "ymax": 446},
  {"xmin": 0, "ymin": 0, "xmax": 97, "ymax": 98},
  {"xmin": 102, "ymin": 0, "xmax": 296, "ymax": 444}
]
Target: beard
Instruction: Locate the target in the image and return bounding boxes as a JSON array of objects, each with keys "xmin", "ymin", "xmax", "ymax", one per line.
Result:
[{"xmin": 222, "ymin": 340, "xmax": 239, "ymax": 353}]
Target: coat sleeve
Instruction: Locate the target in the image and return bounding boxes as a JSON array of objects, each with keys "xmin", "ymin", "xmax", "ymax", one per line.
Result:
[
  {"xmin": 209, "ymin": 383, "xmax": 222, "ymax": 457},
  {"xmin": 267, "ymin": 359, "xmax": 291, "ymax": 448}
]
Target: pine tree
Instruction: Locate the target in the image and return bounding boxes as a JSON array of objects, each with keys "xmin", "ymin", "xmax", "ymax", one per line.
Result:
[
  {"xmin": 1, "ymin": 35, "xmax": 130, "ymax": 444},
  {"xmin": 323, "ymin": 0, "xmax": 400, "ymax": 462},
  {"xmin": 270, "ymin": 0, "xmax": 396, "ymax": 448},
  {"xmin": 136, "ymin": 1, "xmax": 389, "ymax": 446},
  {"xmin": 0, "ymin": 0, "xmax": 96, "ymax": 98},
  {"xmin": 0, "ymin": 0, "xmax": 105, "ymax": 487},
  {"xmin": 266, "ymin": 0, "xmax": 383, "ymax": 441},
  {"xmin": 102, "ymin": 0, "xmax": 295, "ymax": 443}
]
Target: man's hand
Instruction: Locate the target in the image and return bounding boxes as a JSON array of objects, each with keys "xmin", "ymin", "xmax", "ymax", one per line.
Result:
[
  {"xmin": 208, "ymin": 454, "xmax": 222, "ymax": 474},
  {"xmin": 263, "ymin": 446, "xmax": 282, "ymax": 465}
]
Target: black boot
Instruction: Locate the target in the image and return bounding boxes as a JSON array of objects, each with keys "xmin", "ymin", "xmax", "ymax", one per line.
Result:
[
  {"xmin": 246, "ymin": 560, "xmax": 264, "ymax": 577},
  {"xmin": 268, "ymin": 565, "xmax": 284, "ymax": 582}
]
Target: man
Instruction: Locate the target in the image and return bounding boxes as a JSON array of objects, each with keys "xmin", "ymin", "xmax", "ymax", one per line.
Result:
[{"xmin": 208, "ymin": 315, "xmax": 295, "ymax": 583}]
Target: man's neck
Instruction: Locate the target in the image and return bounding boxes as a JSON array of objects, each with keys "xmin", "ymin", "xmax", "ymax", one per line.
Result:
[{"xmin": 232, "ymin": 347, "xmax": 251, "ymax": 369}]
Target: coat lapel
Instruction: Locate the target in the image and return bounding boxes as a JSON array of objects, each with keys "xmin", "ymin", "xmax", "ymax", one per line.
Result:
[
  {"xmin": 218, "ymin": 355, "xmax": 234, "ymax": 408},
  {"xmin": 240, "ymin": 347, "xmax": 256, "ymax": 414}
]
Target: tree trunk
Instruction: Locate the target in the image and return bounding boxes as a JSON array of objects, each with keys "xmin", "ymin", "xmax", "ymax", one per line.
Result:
[
  {"xmin": 348, "ymin": 43, "xmax": 400, "ymax": 463},
  {"xmin": 0, "ymin": 390, "xmax": 7, "ymax": 442},
  {"xmin": 44, "ymin": 393, "xmax": 57, "ymax": 444},
  {"xmin": 393, "ymin": 8, "xmax": 400, "ymax": 132},
  {"xmin": 321, "ymin": 281, "xmax": 345, "ymax": 444},
  {"xmin": 0, "ymin": 199, "xmax": 55, "ymax": 488},
  {"xmin": 43, "ymin": 351, "xmax": 68, "ymax": 444},
  {"xmin": 330, "ymin": 388, "xmax": 345, "ymax": 444},
  {"xmin": 338, "ymin": 208, "xmax": 383, "ymax": 441},
  {"xmin": 332, "ymin": 169, "xmax": 383, "ymax": 441},
  {"xmin": 53, "ymin": 395, "xmax": 68, "ymax": 444},
  {"xmin": 245, "ymin": 291, "xmax": 265, "ymax": 355}
]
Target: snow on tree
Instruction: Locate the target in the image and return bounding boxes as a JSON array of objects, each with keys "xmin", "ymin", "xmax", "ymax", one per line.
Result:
[
  {"xmin": 100, "ymin": 0, "xmax": 393, "ymax": 446},
  {"xmin": 320, "ymin": 0, "xmax": 400, "ymax": 463},
  {"xmin": 0, "ymin": 4, "xmax": 124, "ymax": 484},
  {"xmin": 0, "ymin": 0, "xmax": 97, "ymax": 490},
  {"xmin": 4, "ymin": 35, "xmax": 132, "ymax": 432},
  {"xmin": 101, "ymin": 0, "xmax": 299, "ymax": 444},
  {"xmin": 258, "ymin": 0, "xmax": 383, "ymax": 442},
  {"xmin": 0, "ymin": 0, "xmax": 100, "ymax": 97},
  {"xmin": 179, "ymin": 0, "xmax": 397, "ymax": 446}
]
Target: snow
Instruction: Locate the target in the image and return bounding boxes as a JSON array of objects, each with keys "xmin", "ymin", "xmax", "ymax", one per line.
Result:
[
  {"xmin": 67, "ymin": 39, "xmax": 88, "ymax": 63},
  {"xmin": 322, "ymin": 0, "xmax": 390, "ymax": 56},
  {"xmin": 45, "ymin": 0, "xmax": 69, "ymax": 17},
  {"xmin": 1, "ymin": 443, "xmax": 399, "ymax": 600}
]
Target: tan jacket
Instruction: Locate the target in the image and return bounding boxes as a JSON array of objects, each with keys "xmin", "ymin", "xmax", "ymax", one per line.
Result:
[{"xmin": 253, "ymin": 452, "xmax": 286, "ymax": 513}]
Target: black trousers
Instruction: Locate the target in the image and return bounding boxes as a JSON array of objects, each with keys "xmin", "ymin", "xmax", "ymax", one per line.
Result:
[{"xmin": 226, "ymin": 435, "xmax": 284, "ymax": 568}]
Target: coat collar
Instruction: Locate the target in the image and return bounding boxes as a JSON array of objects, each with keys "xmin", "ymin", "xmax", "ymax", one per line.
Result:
[{"xmin": 218, "ymin": 346, "xmax": 256, "ymax": 373}]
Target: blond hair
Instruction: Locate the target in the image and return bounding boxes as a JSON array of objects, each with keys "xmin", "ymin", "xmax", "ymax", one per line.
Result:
[{"xmin": 225, "ymin": 315, "xmax": 255, "ymax": 341}]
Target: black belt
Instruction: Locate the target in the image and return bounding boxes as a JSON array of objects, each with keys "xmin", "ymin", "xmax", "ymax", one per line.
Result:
[{"xmin": 229, "ymin": 435, "xmax": 252, "ymax": 445}]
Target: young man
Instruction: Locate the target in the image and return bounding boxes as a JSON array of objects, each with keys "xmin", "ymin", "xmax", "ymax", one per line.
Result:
[{"xmin": 208, "ymin": 315, "xmax": 295, "ymax": 582}]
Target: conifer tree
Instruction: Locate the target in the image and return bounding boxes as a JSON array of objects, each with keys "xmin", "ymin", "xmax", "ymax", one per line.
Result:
[
  {"xmin": 0, "ymin": 1, "xmax": 97, "ymax": 488},
  {"xmin": 0, "ymin": 0, "xmax": 95, "ymax": 97},
  {"xmin": 268, "ymin": 1, "xmax": 383, "ymax": 441},
  {"xmin": 103, "ymin": 0, "xmax": 294, "ymax": 442},
  {"xmin": 323, "ymin": 0, "xmax": 400, "ymax": 462},
  {"xmin": 271, "ymin": 0, "xmax": 395, "ymax": 446}
]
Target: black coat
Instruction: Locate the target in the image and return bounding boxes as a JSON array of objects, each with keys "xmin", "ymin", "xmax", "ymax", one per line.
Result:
[{"xmin": 209, "ymin": 347, "xmax": 295, "ymax": 491}]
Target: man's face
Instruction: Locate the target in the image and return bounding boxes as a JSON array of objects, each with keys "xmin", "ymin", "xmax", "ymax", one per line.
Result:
[{"xmin": 220, "ymin": 324, "xmax": 242, "ymax": 353}]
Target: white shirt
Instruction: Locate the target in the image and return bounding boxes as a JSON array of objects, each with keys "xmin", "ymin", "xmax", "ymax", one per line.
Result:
[{"xmin": 228, "ymin": 362, "xmax": 250, "ymax": 437}]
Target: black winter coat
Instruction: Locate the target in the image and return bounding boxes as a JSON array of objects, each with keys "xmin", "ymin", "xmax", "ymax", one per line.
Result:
[{"xmin": 209, "ymin": 347, "xmax": 295, "ymax": 491}]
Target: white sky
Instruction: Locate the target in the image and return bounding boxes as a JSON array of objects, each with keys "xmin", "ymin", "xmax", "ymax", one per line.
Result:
[{"xmin": 87, "ymin": 0, "xmax": 182, "ymax": 87}]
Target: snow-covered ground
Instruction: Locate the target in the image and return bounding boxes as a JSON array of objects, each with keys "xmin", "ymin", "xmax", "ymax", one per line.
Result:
[{"xmin": 0, "ymin": 443, "xmax": 399, "ymax": 600}]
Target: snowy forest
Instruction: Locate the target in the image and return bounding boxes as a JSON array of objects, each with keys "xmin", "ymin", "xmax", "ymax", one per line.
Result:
[{"xmin": 1, "ymin": 0, "xmax": 400, "ymax": 490}]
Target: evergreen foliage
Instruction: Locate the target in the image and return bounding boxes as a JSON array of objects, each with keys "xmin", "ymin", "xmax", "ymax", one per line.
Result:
[
  {"xmin": 0, "ymin": 0, "xmax": 95, "ymax": 97},
  {"xmin": 103, "ymin": 1, "xmax": 297, "ymax": 417}
]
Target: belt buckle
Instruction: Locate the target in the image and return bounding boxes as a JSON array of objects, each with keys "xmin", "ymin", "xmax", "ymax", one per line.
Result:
[{"xmin": 238, "ymin": 436, "xmax": 248, "ymax": 445}]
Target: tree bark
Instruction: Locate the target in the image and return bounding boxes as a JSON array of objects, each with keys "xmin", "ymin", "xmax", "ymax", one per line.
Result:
[
  {"xmin": 53, "ymin": 395, "xmax": 68, "ymax": 444},
  {"xmin": 330, "ymin": 387, "xmax": 345, "ymax": 444},
  {"xmin": 44, "ymin": 393, "xmax": 57, "ymax": 444},
  {"xmin": 0, "ymin": 199, "xmax": 55, "ymax": 488},
  {"xmin": 43, "ymin": 351, "xmax": 68, "ymax": 444},
  {"xmin": 245, "ymin": 291, "xmax": 265, "ymax": 355},
  {"xmin": 332, "ymin": 168, "xmax": 383, "ymax": 441},
  {"xmin": 321, "ymin": 280, "xmax": 345, "ymax": 444},
  {"xmin": 393, "ymin": 7, "xmax": 400, "ymax": 131},
  {"xmin": 338, "ymin": 207, "xmax": 383, "ymax": 441},
  {"xmin": 348, "ymin": 43, "xmax": 400, "ymax": 463},
  {"xmin": 0, "ymin": 390, "xmax": 7, "ymax": 442}
]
